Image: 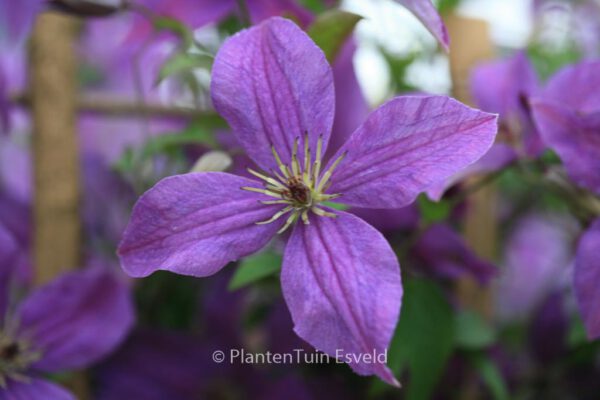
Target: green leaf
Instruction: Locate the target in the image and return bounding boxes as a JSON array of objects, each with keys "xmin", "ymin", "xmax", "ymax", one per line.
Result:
[
  {"xmin": 156, "ymin": 52, "xmax": 213, "ymax": 85},
  {"xmin": 527, "ymin": 42, "xmax": 581, "ymax": 81},
  {"xmin": 381, "ymin": 49, "xmax": 419, "ymax": 94},
  {"xmin": 418, "ymin": 194, "xmax": 451, "ymax": 224},
  {"xmin": 308, "ymin": 10, "xmax": 363, "ymax": 63},
  {"xmin": 383, "ymin": 278, "xmax": 455, "ymax": 400},
  {"xmin": 298, "ymin": 0, "xmax": 327, "ymax": 13},
  {"xmin": 322, "ymin": 201, "xmax": 349, "ymax": 211},
  {"xmin": 470, "ymin": 353, "xmax": 510, "ymax": 400},
  {"xmin": 438, "ymin": 0, "xmax": 461, "ymax": 14},
  {"xmin": 114, "ymin": 147, "xmax": 135, "ymax": 174},
  {"xmin": 140, "ymin": 119, "xmax": 223, "ymax": 159},
  {"xmin": 228, "ymin": 251, "xmax": 282, "ymax": 290},
  {"xmin": 455, "ymin": 310, "xmax": 496, "ymax": 349},
  {"xmin": 567, "ymin": 317, "xmax": 588, "ymax": 348},
  {"xmin": 153, "ymin": 16, "xmax": 195, "ymax": 49}
]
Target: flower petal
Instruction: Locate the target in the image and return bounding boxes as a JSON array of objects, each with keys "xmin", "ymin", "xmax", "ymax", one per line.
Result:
[
  {"xmin": 247, "ymin": 0, "xmax": 313, "ymax": 27},
  {"xmin": 395, "ymin": 0, "xmax": 449, "ymax": 51},
  {"xmin": 471, "ymin": 52, "xmax": 538, "ymax": 119},
  {"xmin": 118, "ymin": 172, "xmax": 284, "ymax": 278},
  {"xmin": 538, "ymin": 60, "xmax": 600, "ymax": 112},
  {"xmin": 426, "ymin": 143, "xmax": 517, "ymax": 201},
  {"xmin": 0, "ymin": 222, "xmax": 18, "ymax": 317},
  {"xmin": 281, "ymin": 211, "xmax": 402, "ymax": 386},
  {"xmin": 327, "ymin": 96, "xmax": 498, "ymax": 208},
  {"xmin": 470, "ymin": 52, "xmax": 542, "ymax": 156},
  {"xmin": 211, "ymin": 17, "xmax": 335, "ymax": 171},
  {"xmin": 531, "ymin": 100, "xmax": 600, "ymax": 195},
  {"xmin": 496, "ymin": 214, "xmax": 575, "ymax": 322},
  {"xmin": 328, "ymin": 39, "xmax": 369, "ymax": 158},
  {"xmin": 574, "ymin": 219, "xmax": 600, "ymax": 339},
  {"xmin": 412, "ymin": 223, "xmax": 497, "ymax": 284},
  {"xmin": 3, "ymin": 378, "xmax": 74, "ymax": 400},
  {"xmin": 16, "ymin": 267, "xmax": 134, "ymax": 372}
]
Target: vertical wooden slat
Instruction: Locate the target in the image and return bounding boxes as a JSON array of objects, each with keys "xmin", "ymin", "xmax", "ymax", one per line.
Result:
[
  {"xmin": 446, "ymin": 15, "xmax": 497, "ymax": 318},
  {"xmin": 29, "ymin": 12, "xmax": 89, "ymax": 399},
  {"xmin": 29, "ymin": 13, "xmax": 81, "ymax": 286}
]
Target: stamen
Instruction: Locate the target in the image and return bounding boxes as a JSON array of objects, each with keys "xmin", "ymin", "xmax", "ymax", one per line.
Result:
[
  {"xmin": 256, "ymin": 206, "xmax": 293, "ymax": 225},
  {"xmin": 241, "ymin": 186, "xmax": 283, "ymax": 199},
  {"xmin": 247, "ymin": 168, "xmax": 286, "ymax": 189},
  {"xmin": 265, "ymin": 184, "xmax": 286, "ymax": 193},
  {"xmin": 270, "ymin": 169, "xmax": 287, "ymax": 185},
  {"xmin": 312, "ymin": 206, "xmax": 337, "ymax": 218},
  {"xmin": 291, "ymin": 137, "xmax": 300, "ymax": 177},
  {"xmin": 303, "ymin": 132, "xmax": 311, "ymax": 183},
  {"xmin": 316, "ymin": 151, "xmax": 347, "ymax": 193},
  {"xmin": 260, "ymin": 200, "xmax": 289, "ymax": 205},
  {"xmin": 317, "ymin": 193, "xmax": 342, "ymax": 201},
  {"xmin": 271, "ymin": 145, "xmax": 290, "ymax": 178},
  {"xmin": 312, "ymin": 135, "xmax": 323, "ymax": 188},
  {"xmin": 278, "ymin": 211, "xmax": 299, "ymax": 234},
  {"xmin": 301, "ymin": 209, "xmax": 310, "ymax": 225}
]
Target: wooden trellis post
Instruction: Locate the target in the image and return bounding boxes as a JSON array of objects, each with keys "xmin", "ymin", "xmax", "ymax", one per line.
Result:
[
  {"xmin": 29, "ymin": 12, "xmax": 89, "ymax": 399},
  {"xmin": 29, "ymin": 13, "xmax": 81, "ymax": 285},
  {"xmin": 446, "ymin": 13, "xmax": 498, "ymax": 400},
  {"xmin": 446, "ymin": 14, "xmax": 497, "ymax": 320}
]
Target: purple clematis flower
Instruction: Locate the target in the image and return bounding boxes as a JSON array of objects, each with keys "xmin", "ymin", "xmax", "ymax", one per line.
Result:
[
  {"xmin": 0, "ymin": 266, "xmax": 134, "ymax": 399},
  {"xmin": 411, "ymin": 223, "xmax": 497, "ymax": 285},
  {"xmin": 118, "ymin": 17, "xmax": 497, "ymax": 385},
  {"xmin": 574, "ymin": 219, "xmax": 600, "ymax": 339},
  {"xmin": 531, "ymin": 60, "xmax": 600, "ymax": 195},
  {"xmin": 471, "ymin": 51, "xmax": 542, "ymax": 157},
  {"xmin": 495, "ymin": 214, "xmax": 575, "ymax": 322}
]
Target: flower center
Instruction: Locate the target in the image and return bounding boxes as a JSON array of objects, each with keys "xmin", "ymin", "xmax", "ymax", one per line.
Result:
[
  {"xmin": 286, "ymin": 176, "xmax": 311, "ymax": 206},
  {"xmin": 242, "ymin": 135, "xmax": 346, "ymax": 233},
  {"xmin": 0, "ymin": 329, "xmax": 41, "ymax": 387}
]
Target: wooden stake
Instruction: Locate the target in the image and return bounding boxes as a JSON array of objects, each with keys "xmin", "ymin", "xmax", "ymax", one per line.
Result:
[
  {"xmin": 446, "ymin": 14, "xmax": 496, "ymax": 319},
  {"xmin": 29, "ymin": 12, "xmax": 90, "ymax": 398},
  {"xmin": 29, "ymin": 13, "xmax": 81, "ymax": 285}
]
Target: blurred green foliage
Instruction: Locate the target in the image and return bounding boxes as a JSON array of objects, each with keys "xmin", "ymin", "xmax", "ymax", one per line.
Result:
[
  {"xmin": 308, "ymin": 9, "xmax": 363, "ymax": 62},
  {"xmin": 384, "ymin": 278, "xmax": 454, "ymax": 400},
  {"xmin": 229, "ymin": 251, "xmax": 282, "ymax": 290}
]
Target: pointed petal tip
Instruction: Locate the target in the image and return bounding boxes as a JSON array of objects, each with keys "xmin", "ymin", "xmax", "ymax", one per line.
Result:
[
  {"xmin": 117, "ymin": 172, "xmax": 282, "ymax": 279},
  {"xmin": 378, "ymin": 364, "xmax": 402, "ymax": 388}
]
